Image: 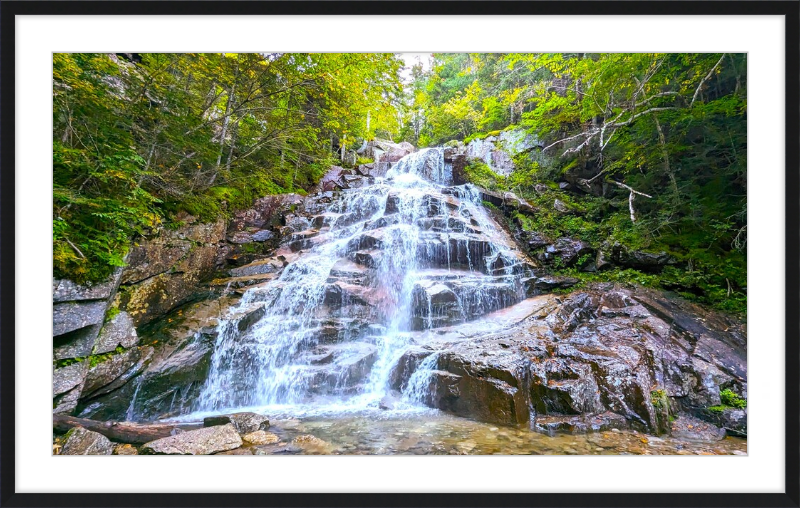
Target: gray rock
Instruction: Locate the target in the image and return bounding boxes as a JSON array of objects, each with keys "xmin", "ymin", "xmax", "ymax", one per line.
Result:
[
  {"xmin": 203, "ymin": 412, "xmax": 270, "ymax": 434},
  {"xmin": 82, "ymin": 347, "xmax": 145, "ymax": 398},
  {"xmin": 553, "ymin": 199, "xmax": 572, "ymax": 214},
  {"xmin": 53, "ymin": 300, "xmax": 106, "ymax": 337},
  {"xmin": 250, "ymin": 230, "xmax": 274, "ymax": 242},
  {"xmin": 53, "ymin": 361, "xmax": 89, "ymax": 396},
  {"xmin": 53, "ymin": 385, "xmax": 84, "ymax": 415},
  {"xmin": 141, "ymin": 423, "xmax": 243, "ymax": 455},
  {"xmin": 53, "ymin": 277, "xmax": 116, "ymax": 303},
  {"xmin": 94, "ymin": 311, "xmax": 138, "ymax": 354},
  {"xmin": 229, "ymin": 258, "xmax": 283, "ymax": 278},
  {"xmin": 60, "ymin": 427, "xmax": 113, "ymax": 455},
  {"xmin": 53, "ymin": 322, "xmax": 102, "ymax": 360}
]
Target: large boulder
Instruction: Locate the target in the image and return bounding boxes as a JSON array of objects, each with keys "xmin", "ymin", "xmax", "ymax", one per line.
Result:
[
  {"xmin": 59, "ymin": 427, "xmax": 114, "ymax": 455},
  {"xmin": 203, "ymin": 412, "xmax": 270, "ymax": 434},
  {"xmin": 390, "ymin": 285, "xmax": 746, "ymax": 435},
  {"xmin": 118, "ymin": 243, "xmax": 220, "ymax": 327},
  {"xmin": 141, "ymin": 423, "xmax": 242, "ymax": 455},
  {"xmin": 538, "ymin": 238, "xmax": 594, "ymax": 268}
]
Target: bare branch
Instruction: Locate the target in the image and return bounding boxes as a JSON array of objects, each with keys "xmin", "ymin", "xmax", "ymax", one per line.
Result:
[
  {"xmin": 611, "ymin": 180, "xmax": 652, "ymax": 223},
  {"xmin": 542, "ymin": 129, "xmax": 598, "ymax": 152},
  {"xmin": 691, "ymin": 53, "xmax": 725, "ymax": 107}
]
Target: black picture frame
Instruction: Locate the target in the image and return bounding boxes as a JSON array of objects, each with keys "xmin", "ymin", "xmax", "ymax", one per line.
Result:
[{"xmin": 2, "ymin": 1, "xmax": 798, "ymax": 507}]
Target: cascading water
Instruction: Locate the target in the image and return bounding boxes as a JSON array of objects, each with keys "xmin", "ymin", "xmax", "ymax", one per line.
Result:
[{"xmin": 195, "ymin": 147, "xmax": 533, "ymax": 415}]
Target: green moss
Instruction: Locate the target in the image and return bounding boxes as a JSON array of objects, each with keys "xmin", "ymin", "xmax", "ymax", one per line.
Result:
[
  {"xmin": 464, "ymin": 159, "xmax": 506, "ymax": 191},
  {"xmin": 54, "ymin": 357, "xmax": 85, "ymax": 369},
  {"xmin": 104, "ymin": 305, "xmax": 120, "ymax": 324},
  {"xmin": 88, "ymin": 345, "xmax": 126, "ymax": 368},
  {"xmin": 720, "ymin": 388, "xmax": 747, "ymax": 409},
  {"xmin": 707, "ymin": 405, "xmax": 727, "ymax": 413}
]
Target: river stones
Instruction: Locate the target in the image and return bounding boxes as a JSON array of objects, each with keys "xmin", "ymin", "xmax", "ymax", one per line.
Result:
[
  {"xmin": 141, "ymin": 423, "xmax": 242, "ymax": 455},
  {"xmin": 241, "ymin": 430, "xmax": 280, "ymax": 445},
  {"xmin": 203, "ymin": 412, "xmax": 270, "ymax": 434},
  {"xmin": 60, "ymin": 427, "xmax": 114, "ymax": 455}
]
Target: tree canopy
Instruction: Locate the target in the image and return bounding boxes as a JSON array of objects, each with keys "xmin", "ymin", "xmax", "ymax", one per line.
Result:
[
  {"xmin": 53, "ymin": 52, "xmax": 747, "ymax": 314},
  {"xmin": 53, "ymin": 52, "xmax": 402, "ymax": 282},
  {"xmin": 403, "ymin": 53, "xmax": 746, "ymax": 313}
]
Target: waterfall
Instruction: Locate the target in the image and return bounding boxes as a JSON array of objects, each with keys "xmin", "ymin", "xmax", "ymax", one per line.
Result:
[{"xmin": 195, "ymin": 147, "xmax": 532, "ymax": 414}]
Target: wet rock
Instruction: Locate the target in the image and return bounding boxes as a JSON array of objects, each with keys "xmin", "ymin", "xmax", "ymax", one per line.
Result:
[
  {"xmin": 141, "ymin": 423, "xmax": 242, "ymax": 455},
  {"xmin": 203, "ymin": 412, "xmax": 270, "ymax": 434},
  {"xmin": 698, "ymin": 408, "xmax": 747, "ymax": 437},
  {"xmin": 81, "ymin": 347, "xmax": 152, "ymax": 399},
  {"xmin": 94, "ymin": 311, "xmax": 139, "ymax": 354},
  {"xmin": 78, "ymin": 298, "xmax": 232, "ymax": 421},
  {"xmin": 241, "ymin": 430, "xmax": 280, "ymax": 445},
  {"xmin": 524, "ymin": 276, "xmax": 579, "ymax": 295},
  {"xmin": 228, "ymin": 258, "xmax": 284, "ymax": 278},
  {"xmin": 389, "ymin": 285, "xmax": 746, "ymax": 435},
  {"xmin": 60, "ymin": 427, "xmax": 113, "ymax": 455},
  {"xmin": 670, "ymin": 414, "xmax": 727, "ymax": 441},
  {"xmin": 292, "ymin": 434, "xmax": 331, "ymax": 453},
  {"xmin": 533, "ymin": 412, "xmax": 628, "ymax": 436}
]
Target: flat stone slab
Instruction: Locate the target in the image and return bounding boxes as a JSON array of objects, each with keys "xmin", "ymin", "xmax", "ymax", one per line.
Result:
[{"xmin": 141, "ymin": 423, "xmax": 242, "ymax": 455}]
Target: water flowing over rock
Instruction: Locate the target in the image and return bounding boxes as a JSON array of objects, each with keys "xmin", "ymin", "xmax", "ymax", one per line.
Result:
[
  {"xmin": 194, "ymin": 148, "xmax": 535, "ymax": 413},
  {"xmin": 82, "ymin": 147, "xmax": 746, "ymax": 441}
]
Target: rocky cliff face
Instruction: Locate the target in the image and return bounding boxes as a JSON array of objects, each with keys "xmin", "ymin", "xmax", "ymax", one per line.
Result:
[{"xmin": 53, "ymin": 145, "xmax": 746, "ymax": 439}]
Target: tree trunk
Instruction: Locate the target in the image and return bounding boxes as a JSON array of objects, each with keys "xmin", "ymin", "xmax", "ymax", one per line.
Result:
[
  {"xmin": 654, "ymin": 115, "xmax": 679, "ymax": 199},
  {"xmin": 53, "ymin": 414, "xmax": 198, "ymax": 444}
]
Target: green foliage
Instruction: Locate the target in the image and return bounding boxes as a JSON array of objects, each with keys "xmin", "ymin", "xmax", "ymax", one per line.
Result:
[
  {"xmin": 54, "ymin": 53, "xmax": 402, "ymax": 283},
  {"xmin": 720, "ymin": 388, "xmax": 747, "ymax": 409},
  {"xmin": 464, "ymin": 159, "xmax": 507, "ymax": 191},
  {"xmin": 650, "ymin": 389, "xmax": 668, "ymax": 409}
]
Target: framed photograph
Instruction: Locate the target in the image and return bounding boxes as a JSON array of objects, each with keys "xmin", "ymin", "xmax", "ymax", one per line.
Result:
[{"xmin": 2, "ymin": 1, "xmax": 798, "ymax": 506}]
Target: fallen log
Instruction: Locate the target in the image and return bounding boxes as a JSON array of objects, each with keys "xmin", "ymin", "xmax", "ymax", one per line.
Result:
[{"xmin": 53, "ymin": 415, "xmax": 199, "ymax": 444}]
